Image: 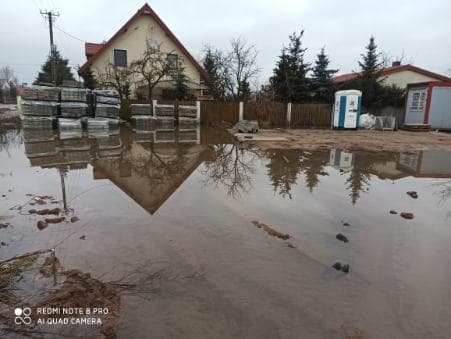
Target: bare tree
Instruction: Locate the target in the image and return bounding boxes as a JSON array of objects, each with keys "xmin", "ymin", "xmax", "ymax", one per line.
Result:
[
  {"xmin": 130, "ymin": 43, "xmax": 175, "ymax": 102},
  {"xmin": 0, "ymin": 66, "xmax": 15, "ymax": 82},
  {"xmin": 224, "ymin": 38, "xmax": 260, "ymax": 101},
  {"xmin": 96, "ymin": 63, "xmax": 134, "ymax": 100}
]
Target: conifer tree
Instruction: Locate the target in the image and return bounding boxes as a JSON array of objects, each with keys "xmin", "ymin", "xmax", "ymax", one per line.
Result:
[
  {"xmin": 311, "ymin": 48, "xmax": 338, "ymax": 103},
  {"xmin": 35, "ymin": 48, "xmax": 75, "ymax": 85},
  {"xmin": 270, "ymin": 31, "xmax": 311, "ymax": 102}
]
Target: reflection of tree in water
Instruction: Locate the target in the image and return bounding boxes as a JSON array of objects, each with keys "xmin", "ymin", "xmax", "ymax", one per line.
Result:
[
  {"xmin": 201, "ymin": 144, "xmax": 257, "ymax": 198},
  {"xmin": 433, "ymin": 181, "xmax": 451, "ymax": 219},
  {"xmin": 0, "ymin": 129, "xmax": 21, "ymax": 155},
  {"xmin": 345, "ymin": 152, "xmax": 397, "ymax": 204},
  {"xmin": 265, "ymin": 150, "xmax": 330, "ymax": 198}
]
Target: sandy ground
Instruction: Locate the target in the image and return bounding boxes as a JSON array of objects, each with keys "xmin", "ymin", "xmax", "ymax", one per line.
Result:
[{"xmin": 234, "ymin": 129, "xmax": 451, "ymax": 152}]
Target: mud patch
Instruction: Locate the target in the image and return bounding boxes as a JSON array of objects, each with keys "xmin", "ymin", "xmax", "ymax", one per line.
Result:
[{"xmin": 251, "ymin": 220, "xmax": 290, "ymax": 240}]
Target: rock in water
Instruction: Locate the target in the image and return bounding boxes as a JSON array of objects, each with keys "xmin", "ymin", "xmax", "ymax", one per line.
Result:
[
  {"xmin": 336, "ymin": 233, "xmax": 349, "ymax": 243},
  {"xmin": 389, "ymin": 210, "xmax": 398, "ymax": 214},
  {"xmin": 400, "ymin": 212, "xmax": 414, "ymax": 220},
  {"xmin": 342, "ymin": 264, "xmax": 350, "ymax": 273},
  {"xmin": 332, "ymin": 262, "xmax": 342, "ymax": 270},
  {"xmin": 231, "ymin": 120, "xmax": 259, "ymax": 134},
  {"xmin": 37, "ymin": 220, "xmax": 48, "ymax": 230},
  {"xmin": 407, "ymin": 191, "xmax": 418, "ymax": 199}
]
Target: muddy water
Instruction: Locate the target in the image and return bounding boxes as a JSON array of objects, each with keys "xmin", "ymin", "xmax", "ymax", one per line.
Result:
[{"xmin": 1, "ymin": 126, "xmax": 451, "ymax": 338}]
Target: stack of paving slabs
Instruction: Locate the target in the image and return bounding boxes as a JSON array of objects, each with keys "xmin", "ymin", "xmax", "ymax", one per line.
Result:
[
  {"xmin": 60, "ymin": 87, "xmax": 88, "ymax": 102},
  {"xmin": 21, "ymin": 85, "xmax": 59, "ymax": 128},
  {"xmin": 178, "ymin": 104, "xmax": 198, "ymax": 129},
  {"xmin": 155, "ymin": 104, "xmax": 176, "ymax": 129},
  {"xmin": 93, "ymin": 90, "xmax": 121, "ymax": 128},
  {"xmin": 130, "ymin": 104, "xmax": 156, "ymax": 131}
]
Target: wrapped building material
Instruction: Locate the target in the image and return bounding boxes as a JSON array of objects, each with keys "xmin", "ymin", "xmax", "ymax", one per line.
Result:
[
  {"xmin": 154, "ymin": 130, "xmax": 176, "ymax": 143},
  {"xmin": 130, "ymin": 115, "xmax": 157, "ymax": 129},
  {"xmin": 93, "ymin": 89, "xmax": 120, "ymax": 105},
  {"xmin": 178, "ymin": 105, "xmax": 197, "ymax": 118},
  {"xmin": 61, "ymin": 87, "xmax": 89, "ymax": 102},
  {"xmin": 375, "ymin": 116, "xmax": 396, "ymax": 131},
  {"xmin": 22, "ymin": 86, "xmax": 60, "ymax": 101},
  {"xmin": 95, "ymin": 103, "xmax": 120, "ymax": 119},
  {"xmin": 87, "ymin": 117, "xmax": 110, "ymax": 130},
  {"xmin": 154, "ymin": 104, "xmax": 175, "ymax": 117},
  {"xmin": 22, "ymin": 116, "xmax": 54, "ymax": 129},
  {"xmin": 131, "ymin": 104, "xmax": 152, "ymax": 115},
  {"xmin": 156, "ymin": 116, "xmax": 175, "ymax": 130},
  {"xmin": 22, "ymin": 128, "xmax": 55, "ymax": 142},
  {"xmin": 58, "ymin": 118, "xmax": 82, "ymax": 130},
  {"xmin": 178, "ymin": 117, "xmax": 197, "ymax": 129},
  {"xmin": 60, "ymin": 102, "xmax": 88, "ymax": 118},
  {"xmin": 22, "ymin": 100, "xmax": 58, "ymax": 116}
]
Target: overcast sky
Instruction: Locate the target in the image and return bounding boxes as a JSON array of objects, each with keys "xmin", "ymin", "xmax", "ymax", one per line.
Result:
[{"xmin": 2, "ymin": 0, "xmax": 450, "ymax": 86}]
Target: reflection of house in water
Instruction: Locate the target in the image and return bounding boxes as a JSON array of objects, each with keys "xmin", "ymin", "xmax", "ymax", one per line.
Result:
[
  {"xmin": 93, "ymin": 128, "xmax": 208, "ymax": 214},
  {"xmin": 329, "ymin": 149, "xmax": 354, "ymax": 172},
  {"xmin": 23, "ymin": 126, "xmax": 208, "ymax": 214},
  {"xmin": 398, "ymin": 151, "xmax": 451, "ymax": 178}
]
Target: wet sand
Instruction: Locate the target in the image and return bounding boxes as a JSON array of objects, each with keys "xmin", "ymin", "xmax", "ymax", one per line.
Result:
[{"xmin": 234, "ymin": 129, "xmax": 451, "ymax": 152}]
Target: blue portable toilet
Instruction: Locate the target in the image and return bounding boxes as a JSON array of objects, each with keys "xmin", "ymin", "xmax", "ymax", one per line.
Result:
[{"xmin": 332, "ymin": 90, "xmax": 362, "ymax": 129}]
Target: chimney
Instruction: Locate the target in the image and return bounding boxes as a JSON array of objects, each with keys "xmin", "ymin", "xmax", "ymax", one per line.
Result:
[{"xmin": 392, "ymin": 61, "xmax": 401, "ymax": 67}]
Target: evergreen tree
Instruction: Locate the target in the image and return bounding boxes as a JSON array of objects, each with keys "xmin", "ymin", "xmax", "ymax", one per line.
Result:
[
  {"xmin": 79, "ymin": 67, "xmax": 97, "ymax": 90},
  {"xmin": 202, "ymin": 46, "xmax": 226, "ymax": 100},
  {"xmin": 311, "ymin": 48, "xmax": 338, "ymax": 103},
  {"xmin": 173, "ymin": 63, "xmax": 190, "ymax": 100},
  {"xmin": 270, "ymin": 31, "xmax": 311, "ymax": 102},
  {"xmin": 35, "ymin": 48, "xmax": 75, "ymax": 85},
  {"xmin": 357, "ymin": 36, "xmax": 384, "ymax": 107}
]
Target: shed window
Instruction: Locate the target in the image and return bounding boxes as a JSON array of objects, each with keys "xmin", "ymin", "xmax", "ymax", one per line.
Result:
[
  {"xmin": 167, "ymin": 54, "xmax": 178, "ymax": 70},
  {"xmin": 410, "ymin": 91, "xmax": 426, "ymax": 110},
  {"xmin": 114, "ymin": 49, "xmax": 127, "ymax": 67}
]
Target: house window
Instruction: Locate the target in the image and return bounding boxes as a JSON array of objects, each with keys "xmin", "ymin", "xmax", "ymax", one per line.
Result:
[
  {"xmin": 167, "ymin": 54, "xmax": 178, "ymax": 70},
  {"xmin": 114, "ymin": 49, "xmax": 127, "ymax": 67}
]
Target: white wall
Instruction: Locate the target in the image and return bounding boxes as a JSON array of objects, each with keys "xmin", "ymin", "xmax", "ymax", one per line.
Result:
[
  {"xmin": 90, "ymin": 15, "xmax": 202, "ymax": 96},
  {"xmin": 382, "ymin": 70, "xmax": 440, "ymax": 89}
]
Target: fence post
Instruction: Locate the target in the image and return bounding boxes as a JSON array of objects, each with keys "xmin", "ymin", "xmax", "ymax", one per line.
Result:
[
  {"xmin": 196, "ymin": 100, "xmax": 201, "ymax": 124},
  {"xmin": 287, "ymin": 102, "xmax": 292, "ymax": 127},
  {"xmin": 239, "ymin": 101, "xmax": 244, "ymax": 121},
  {"xmin": 152, "ymin": 99, "xmax": 157, "ymax": 117}
]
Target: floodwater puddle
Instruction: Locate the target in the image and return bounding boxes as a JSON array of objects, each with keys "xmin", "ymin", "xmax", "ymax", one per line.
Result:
[{"xmin": 1, "ymin": 126, "xmax": 451, "ymax": 338}]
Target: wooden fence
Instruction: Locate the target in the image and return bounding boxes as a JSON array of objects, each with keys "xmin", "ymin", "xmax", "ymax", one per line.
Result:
[
  {"xmin": 200, "ymin": 101, "xmax": 239, "ymax": 125},
  {"xmin": 291, "ymin": 104, "xmax": 332, "ymax": 128},
  {"xmin": 121, "ymin": 99, "xmax": 334, "ymax": 128},
  {"xmin": 244, "ymin": 102, "xmax": 288, "ymax": 127}
]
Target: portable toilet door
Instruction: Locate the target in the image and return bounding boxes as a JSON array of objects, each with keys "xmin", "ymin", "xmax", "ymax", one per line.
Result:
[{"xmin": 333, "ymin": 90, "xmax": 362, "ymax": 129}]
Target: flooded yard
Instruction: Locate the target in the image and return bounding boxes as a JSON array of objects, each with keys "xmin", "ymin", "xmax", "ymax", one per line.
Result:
[{"xmin": 1, "ymin": 125, "xmax": 451, "ymax": 338}]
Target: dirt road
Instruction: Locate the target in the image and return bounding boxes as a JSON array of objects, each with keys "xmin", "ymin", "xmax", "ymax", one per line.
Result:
[{"xmin": 234, "ymin": 129, "xmax": 451, "ymax": 152}]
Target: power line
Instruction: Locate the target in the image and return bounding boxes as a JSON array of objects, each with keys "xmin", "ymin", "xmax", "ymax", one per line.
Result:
[{"xmin": 54, "ymin": 24, "xmax": 86, "ymax": 43}]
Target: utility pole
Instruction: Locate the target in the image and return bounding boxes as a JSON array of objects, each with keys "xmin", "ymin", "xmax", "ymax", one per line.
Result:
[{"xmin": 40, "ymin": 10, "xmax": 59, "ymax": 84}]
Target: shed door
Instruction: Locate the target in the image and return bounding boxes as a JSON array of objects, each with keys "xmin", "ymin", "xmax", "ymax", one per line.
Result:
[
  {"xmin": 428, "ymin": 87, "xmax": 451, "ymax": 129},
  {"xmin": 405, "ymin": 88, "xmax": 427, "ymax": 124}
]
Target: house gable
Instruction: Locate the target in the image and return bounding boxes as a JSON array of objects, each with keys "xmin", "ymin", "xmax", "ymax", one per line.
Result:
[{"xmin": 78, "ymin": 3, "xmax": 206, "ymax": 81}]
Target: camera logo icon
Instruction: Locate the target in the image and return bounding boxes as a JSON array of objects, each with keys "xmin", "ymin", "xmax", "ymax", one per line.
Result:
[{"xmin": 14, "ymin": 307, "xmax": 32, "ymax": 325}]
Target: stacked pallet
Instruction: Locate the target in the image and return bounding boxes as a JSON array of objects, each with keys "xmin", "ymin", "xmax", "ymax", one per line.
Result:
[
  {"xmin": 130, "ymin": 104, "xmax": 156, "ymax": 130},
  {"xmin": 59, "ymin": 87, "xmax": 89, "ymax": 130},
  {"xmin": 21, "ymin": 85, "xmax": 59, "ymax": 129},
  {"xmin": 178, "ymin": 104, "xmax": 198, "ymax": 129},
  {"xmin": 92, "ymin": 90, "xmax": 121, "ymax": 130},
  {"xmin": 400, "ymin": 124, "xmax": 431, "ymax": 132},
  {"xmin": 155, "ymin": 104, "xmax": 175, "ymax": 129}
]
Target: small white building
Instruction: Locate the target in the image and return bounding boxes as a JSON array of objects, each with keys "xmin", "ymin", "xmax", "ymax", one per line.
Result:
[{"xmin": 332, "ymin": 63, "xmax": 451, "ymax": 90}]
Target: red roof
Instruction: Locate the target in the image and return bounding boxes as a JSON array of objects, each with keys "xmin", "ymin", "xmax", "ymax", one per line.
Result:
[
  {"xmin": 85, "ymin": 43, "xmax": 104, "ymax": 58},
  {"xmin": 332, "ymin": 64, "xmax": 451, "ymax": 83},
  {"xmin": 78, "ymin": 3, "xmax": 207, "ymax": 79}
]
